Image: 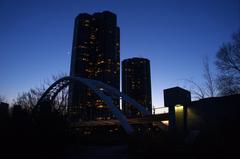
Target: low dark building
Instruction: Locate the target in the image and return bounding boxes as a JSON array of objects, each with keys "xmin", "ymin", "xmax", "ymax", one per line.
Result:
[
  {"xmin": 164, "ymin": 86, "xmax": 240, "ymax": 135},
  {"xmin": 187, "ymin": 94, "xmax": 240, "ymax": 131},
  {"xmin": 164, "ymin": 87, "xmax": 191, "ymax": 131}
]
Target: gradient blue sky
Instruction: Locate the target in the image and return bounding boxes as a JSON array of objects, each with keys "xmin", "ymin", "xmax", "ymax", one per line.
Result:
[{"xmin": 0, "ymin": 0, "xmax": 239, "ymax": 107}]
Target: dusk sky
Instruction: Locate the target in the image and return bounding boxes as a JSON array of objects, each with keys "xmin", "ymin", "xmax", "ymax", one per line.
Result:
[{"xmin": 1, "ymin": 0, "xmax": 239, "ymax": 107}]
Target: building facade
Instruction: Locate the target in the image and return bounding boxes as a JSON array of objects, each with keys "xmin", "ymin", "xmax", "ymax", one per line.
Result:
[
  {"xmin": 122, "ymin": 57, "xmax": 152, "ymax": 117},
  {"xmin": 69, "ymin": 11, "xmax": 120, "ymax": 121}
]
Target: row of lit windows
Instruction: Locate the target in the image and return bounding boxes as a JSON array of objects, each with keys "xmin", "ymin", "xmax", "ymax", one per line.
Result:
[{"xmin": 97, "ymin": 60, "xmax": 105, "ymax": 64}]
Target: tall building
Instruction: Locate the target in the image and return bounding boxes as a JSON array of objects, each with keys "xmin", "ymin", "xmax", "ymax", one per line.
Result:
[
  {"xmin": 69, "ymin": 11, "xmax": 120, "ymax": 121},
  {"xmin": 122, "ymin": 57, "xmax": 152, "ymax": 117}
]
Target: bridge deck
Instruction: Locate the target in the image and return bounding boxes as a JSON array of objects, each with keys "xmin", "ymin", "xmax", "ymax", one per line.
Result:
[{"xmin": 71, "ymin": 114, "xmax": 169, "ymax": 130}]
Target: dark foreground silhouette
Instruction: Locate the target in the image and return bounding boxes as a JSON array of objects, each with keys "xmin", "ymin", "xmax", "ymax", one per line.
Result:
[{"xmin": 0, "ymin": 102, "xmax": 239, "ymax": 159}]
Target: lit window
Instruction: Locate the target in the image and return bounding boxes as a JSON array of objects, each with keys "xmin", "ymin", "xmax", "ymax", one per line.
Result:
[
  {"xmin": 97, "ymin": 105, "xmax": 104, "ymax": 108},
  {"xmin": 97, "ymin": 60, "xmax": 104, "ymax": 64},
  {"xmin": 161, "ymin": 120, "xmax": 169, "ymax": 126},
  {"xmin": 175, "ymin": 104, "xmax": 184, "ymax": 112},
  {"xmin": 90, "ymin": 35, "xmax": 96, "ymax": 40}
]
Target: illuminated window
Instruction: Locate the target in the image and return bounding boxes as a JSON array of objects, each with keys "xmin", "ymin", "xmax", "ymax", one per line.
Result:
[
  {"xmin": 82, "ymin": 57, "xmax": 88, "ymax": 61},
  {"xmin": 97, "ymin": 105, "xmax": 104, "ymax": 108},
  {"xmin": 175, "ymin": 104, "xmax": 184, "ymax": 112},
  {"xmin": 90, "ymin": 35, "xmax": 96, "ymax": 40},
  {"xmin": 161, "ymin": 120, "xmax": 169, "ymax": 126},
  {"xmin": 97, "ymin": 60, "xmax": 104, "ymax": 64}
]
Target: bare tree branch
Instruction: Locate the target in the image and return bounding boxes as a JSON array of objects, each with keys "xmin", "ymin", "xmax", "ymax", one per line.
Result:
[
  {"xmin": 0, "ymin": 94, "xmax": 6, "ymax": 103},
  {"xmin": 203, "ymin": 57, "xmax": 217, "ymax": 97},
  {"xmin": 13, "ymin": 73, "xmax": 68, "ymax": 112},
  {"xmin": 184, "ymin": 79, "xmax": 205, "ymax": 100},
  {"xmin": 216, "ymin": 31, "xmax": 240, "ymax": 95}
]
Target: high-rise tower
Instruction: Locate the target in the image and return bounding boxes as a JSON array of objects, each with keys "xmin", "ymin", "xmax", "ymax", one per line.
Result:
[
  {"xmin": 122, "ymin": 57, "xmax": 152, "ymax": 117},
  {"xmin": 69, "ymin": 11, "xmax": 120, "ymax": 120}
]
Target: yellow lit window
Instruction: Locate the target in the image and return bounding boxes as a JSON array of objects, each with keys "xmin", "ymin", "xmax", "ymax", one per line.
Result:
[
  {"xmin": 161, "ymin": 120, "xmax": 169, "ymax": 126},
  {"xmin": 97, "ymin": 105, "xmax": 104, "ymax": 108}
]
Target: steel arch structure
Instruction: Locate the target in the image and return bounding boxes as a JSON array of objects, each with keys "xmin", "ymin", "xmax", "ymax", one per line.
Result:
[{"xmin": 37, "ymin": 76, "xmax": 151, "ymax": 134}]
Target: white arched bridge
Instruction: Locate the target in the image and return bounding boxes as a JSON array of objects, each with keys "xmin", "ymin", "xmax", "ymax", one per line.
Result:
[{"xmin": 37, "ymin": 76, "xmax": 157, "ymax": 134}]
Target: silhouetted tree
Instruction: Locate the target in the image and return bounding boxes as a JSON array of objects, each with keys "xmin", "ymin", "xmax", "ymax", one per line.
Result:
[
  {"xmin": 13, "ymin": 88, "xmax": 43, "ymax": 112},
  {"xmin": 202, "ymin": 57, "xmax": 217, "ymax": 97},
  {"xmin": 0, "ymin": 94, "xmax": 6, "ymax": 103},
  {"xmin": 184, "ymin": 57, "xmax": 217, "ymax": 100},
  {"xmin": 215, "ymin": 31, "xmax": 240, "ymax": 95},
  {"xmin": 13, "ymin": 73, "xmax": 68, "ymax": 112}
]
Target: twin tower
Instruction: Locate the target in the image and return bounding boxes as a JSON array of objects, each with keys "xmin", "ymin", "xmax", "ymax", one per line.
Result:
[{"xmin": 69, "ymin": 11, "xmax": 152, "ymax": 120}]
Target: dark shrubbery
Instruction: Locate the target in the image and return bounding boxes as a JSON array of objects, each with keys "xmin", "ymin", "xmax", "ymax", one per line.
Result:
[{"xmin": 0, "ymin": 102, "xmax": 69, "ymax": 159}]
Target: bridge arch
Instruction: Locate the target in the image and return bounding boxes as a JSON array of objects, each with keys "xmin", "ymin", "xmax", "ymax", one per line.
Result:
[{"xmin": 37, "ymin": 76, "xmax": 151, "ymax": 134}]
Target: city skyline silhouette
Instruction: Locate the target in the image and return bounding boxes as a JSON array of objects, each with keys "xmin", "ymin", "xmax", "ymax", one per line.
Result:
[{"xmin": 0, "ymin": 1, "xmax": 240, "ymax": 159}]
